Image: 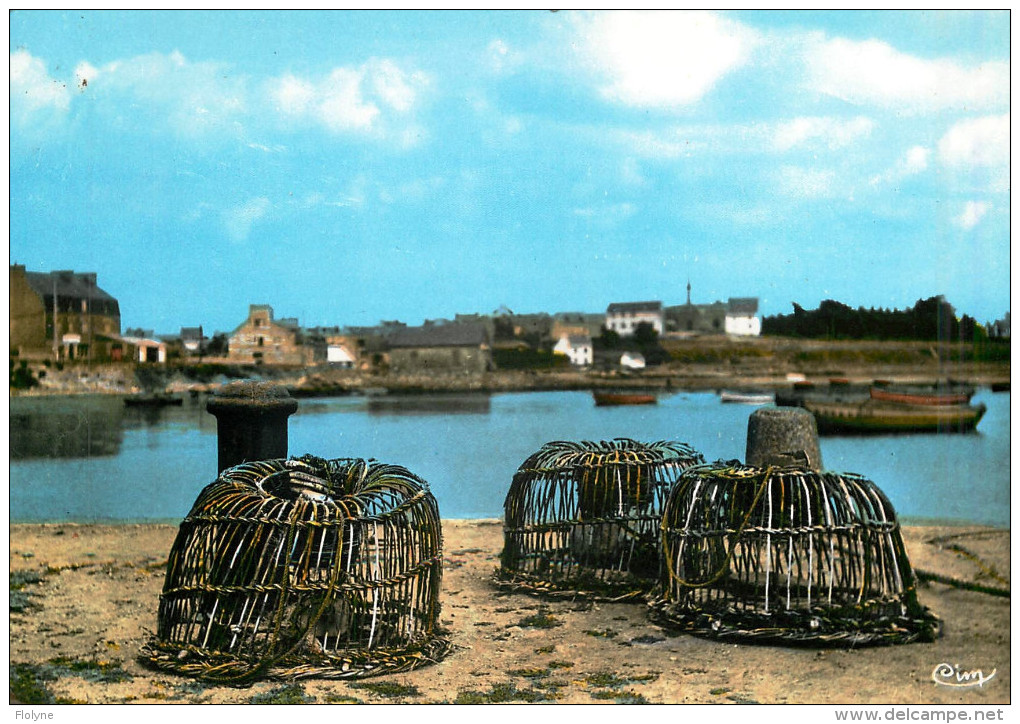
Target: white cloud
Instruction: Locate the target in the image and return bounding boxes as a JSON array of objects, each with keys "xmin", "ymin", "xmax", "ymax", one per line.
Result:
[
  {"xmin": 70, "ymin": 51, "xmax": 248, "ymax": 137},
  {"xmin": 807, "ymin": 37, "xmax": 1008, "ymax": 112},
  {"xmin": 223, "ymin": 197, "xmax": 271, "ymax": 241},
  {"xmin": 266, "ymin": 59, "xmax": 429, "ymax": 137},
  {"xmin": 954, "ymin": 201, "xmax": 991, "ymax": 230},
  {"xmin": 777, "ymin": 166, "xmax": 835, "ymax": 198},
  {"xmin": 938, "ymin": 115, "xmax": 1009, "ymax": 193},
  {"xmin": 9, "ymin": 50, "xmax": 70, "ymax": 126},
  {"xmin": 572, "ymin": 11, "xmax": 757, "ymax": 108},
  {"xmin": 870, "ymin": 145, "xmax": 930, "ymax": 186},
  {"xmin": 938, "ymin": 115, "xmax": 1009, "ymax": 168},
  {"xmin": 773, "ymin": 116, "xmax": 873, "ymax": 152}
]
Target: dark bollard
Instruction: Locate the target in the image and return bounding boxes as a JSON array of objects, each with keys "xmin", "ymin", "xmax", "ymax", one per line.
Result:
[
  {"xmin": 745, "ymin": 406, "xmax": 823, "ymax": 471},
  {"xmin": 206, "ymin": 380, "xmax": 298, "ymax": 473}
]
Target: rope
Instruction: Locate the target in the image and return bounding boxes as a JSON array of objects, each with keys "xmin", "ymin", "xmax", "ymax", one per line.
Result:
[{"xmin": 661, "ymin": 466, "xmax": 775, "ymax": 589}]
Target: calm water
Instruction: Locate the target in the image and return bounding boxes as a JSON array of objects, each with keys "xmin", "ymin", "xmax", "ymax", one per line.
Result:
[{"xmin": 9, "ymin": 389, "xmax": 1010, "ymax": 527}]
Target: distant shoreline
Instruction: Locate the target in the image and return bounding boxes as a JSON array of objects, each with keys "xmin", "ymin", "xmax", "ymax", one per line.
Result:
[{"xmin": 10, "ymin": 336, "xmax": 1010, "ymax": 398}]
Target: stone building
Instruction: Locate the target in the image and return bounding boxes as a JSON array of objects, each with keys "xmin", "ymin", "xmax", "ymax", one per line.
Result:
[
  {"xmin": 227, "ymin": 304, "xmax": 311, "ymax": 366},
  {"xmin": 10, "ymin": 265, "xmax": 122, "ymax": 361},
  {"xmin": 387, "ymin": 322, "xmax": 492, "ymax": 375}
]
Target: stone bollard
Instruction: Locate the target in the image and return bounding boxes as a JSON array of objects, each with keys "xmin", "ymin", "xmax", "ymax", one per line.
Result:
[
  {"xmin": 206, "ymin": 380, "xmax": 298, "ymax": 473},
  {"xmin": 745, "ymin": 406, "xmax": 823, "ymax": 471}
]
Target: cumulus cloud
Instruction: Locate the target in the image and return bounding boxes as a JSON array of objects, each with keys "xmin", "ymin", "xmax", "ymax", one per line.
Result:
[
  {"xmin": 938, "ymin": 115, "xmax": 1009, "ymax": 193},
  {"xmin": 10, "ymin": 50, "xmax": 70, "ymax": 127},
  {"xmin": 773, "ymin": 116, "xmax": 873, "ymax": 152},
  {"xmin": 223, "ymin": 197, "xmax": 271, "ymax": 241},
  {"xmin": 266, "ymin": 59, "xmax": 429, "ymax": 138},
  {"xmin": 954, "ymin": 201, "xmax": 991, "ymax": 230},
  {"xmin": 938, "ymin": 115, "xmax": 1009, "ymax": 168},
  {"xmin": 572, "ymin": 10, "xmax": 758, "ymax": 108},
  {"xmin": 870, "ymin": 145, "xmax": 930, "ymax": 186},
  {"xmin": 807, "ymin": 37, "xmax": 1008, "ymax": 112}
]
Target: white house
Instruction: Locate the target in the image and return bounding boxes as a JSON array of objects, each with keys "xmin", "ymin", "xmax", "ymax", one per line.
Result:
[
  {"xmin": 553, "ymin": 334, "xmax": 593, "ymax": 367},
  {"xmin": 327, "ymin": 343, "xmax": 358, "ymax": 367},
  {"xmin": 620, "ymin": 351, "xmax": 646, "ymax": 370},
  {"xmin": 605, "ymin": 301, "xmax": 664, "ymax": 337},
  {"xmin": 724, "ymin": 297, "xmax": 761, "ymax": 336},
  {"xmin": 119, "ymin": 335, "xmax": 167, "ymax": 364}
]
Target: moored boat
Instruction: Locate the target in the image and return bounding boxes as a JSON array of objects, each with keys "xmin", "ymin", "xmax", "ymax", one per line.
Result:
[
  {"xmin": 869, "ymin": 384, "xmax": 974, "ymax": 406},
  {"xmin": 592, "ymin": 391, "xmax": 657, "ymax": 407},
  {"xmin": 719, "ymin": 390, "xmax": 774, "ymax": 405},
  {"xmin": 804, "ymin": 398, "xmax": 986, "ymax": 435}
]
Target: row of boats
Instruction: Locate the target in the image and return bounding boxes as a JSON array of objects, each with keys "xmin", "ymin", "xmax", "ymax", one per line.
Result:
[
  {"xmin": 776, "ymin": 379, "xmax": 987, "ymax": 434},
  {"xmin": 593, "ymin": 378, "xmax": 992, "ymax": 435}
]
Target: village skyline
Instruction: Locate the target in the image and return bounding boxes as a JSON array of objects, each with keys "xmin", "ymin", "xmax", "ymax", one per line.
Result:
[{"xmin": 10, "ymin": 10, "xmax": 1010, "ymax": 334}]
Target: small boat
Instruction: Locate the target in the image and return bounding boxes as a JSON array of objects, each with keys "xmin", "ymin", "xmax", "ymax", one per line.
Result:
[
  {"xmin": 124, "ymin": 393, "xmax": 183, "ymax": 408},
  {"xmin": 804, "ymin": 398, "xmax": 986, "ymax": 435},
  {"xmin": 869, "ymin": 384, "xmax": 974, "ymax": 406},
  {"xmin": 593, "ymin": 391, "xmax": 657, "ymax": 407},
  {"xmin": 719, "ymin": 390, "xmax": 774, "ymax": 405}
]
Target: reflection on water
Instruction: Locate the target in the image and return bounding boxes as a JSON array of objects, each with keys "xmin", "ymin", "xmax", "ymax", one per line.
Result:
[
  {"xmin": 367, "ymin": 393, "xmax": 491, "ymax": 416},
  {"xmin": 10, "ymin": 396, "xmax": 124, "ymax": 459},
  {"xmin": 9, "ymin": 394, "xmax": 217, "ymax": 460}
]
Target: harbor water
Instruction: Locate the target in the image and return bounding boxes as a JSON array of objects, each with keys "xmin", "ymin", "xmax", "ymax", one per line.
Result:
[{"xmin": 9, "ymin": 389, "xmax": 1010, "ymax": 527}]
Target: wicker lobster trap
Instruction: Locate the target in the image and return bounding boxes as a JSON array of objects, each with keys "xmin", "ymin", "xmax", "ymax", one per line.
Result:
[
  {"xmin": 497, "ymin": 438, "xmax": 705, "ymax": 601},
  {"xmin": 649, "ymin": 461, "xmax": 941, "ymax": 646},
  {"xmin": 139, "ymin": 455, "xmax": 451, "ymax": 683}
]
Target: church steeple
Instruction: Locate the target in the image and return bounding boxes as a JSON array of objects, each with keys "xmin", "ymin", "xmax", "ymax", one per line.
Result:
[{"xmin": 686, "ymin": 279, "xmax": 691, "ymax": 306}]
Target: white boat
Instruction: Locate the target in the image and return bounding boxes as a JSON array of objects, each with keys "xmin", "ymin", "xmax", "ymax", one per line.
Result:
[{"xmin": 719, "ymin": 390, "xmax": 774, "ymax": 405}]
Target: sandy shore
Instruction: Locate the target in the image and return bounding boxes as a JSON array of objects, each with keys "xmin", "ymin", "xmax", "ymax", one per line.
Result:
[{"xmin": 8, "ymin": 521, "xmax": 1009, "ymax": 705}]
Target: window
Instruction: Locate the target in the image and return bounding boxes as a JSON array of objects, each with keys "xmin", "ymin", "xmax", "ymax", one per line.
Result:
[{"xmin": 257, "ymin": 337, "xmax": 264, "ymax": 347}]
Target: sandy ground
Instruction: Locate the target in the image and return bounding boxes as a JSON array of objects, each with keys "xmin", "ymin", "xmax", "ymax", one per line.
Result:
[{"xmin": 8, "ymin": 521, "xmax": 1009, "ymax": 706}]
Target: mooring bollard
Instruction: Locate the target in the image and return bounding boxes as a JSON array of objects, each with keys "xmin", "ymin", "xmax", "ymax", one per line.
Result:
[
  {"xmin": 745, "ymin": 405, "xmax": 823, "ymax": 471},
  {"xmin": 206, "ymin": 380, "xmax": 298, "ymax": 473}
]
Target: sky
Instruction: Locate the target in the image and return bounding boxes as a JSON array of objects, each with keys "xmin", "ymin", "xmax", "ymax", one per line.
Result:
[{"xmin": 8, "ymin": 10, "xmax": 1011, "ymax": 334}]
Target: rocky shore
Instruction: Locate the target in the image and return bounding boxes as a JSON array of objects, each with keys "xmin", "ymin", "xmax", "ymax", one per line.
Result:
[{"xmin": 9, "ymin": 522, "xmax": 1010, "ymax": 705}]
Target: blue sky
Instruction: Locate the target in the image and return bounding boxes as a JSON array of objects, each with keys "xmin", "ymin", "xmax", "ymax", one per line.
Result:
[{"xmin": 9, "ymin": 10, "xmax": 1011, "ymax": 334}]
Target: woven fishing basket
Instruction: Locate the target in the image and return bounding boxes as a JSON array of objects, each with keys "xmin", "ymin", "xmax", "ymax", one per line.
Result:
[
  {"xmin": 139, "ymin": 455, "xmax": 451, "ymax": 683},
  {"xmin": 649, "ymin": 461, "xmax": 941, "ymax": 646},
  {"xmin": 497, "ymin": 438, "xmax": 705, "ymax": 601}
]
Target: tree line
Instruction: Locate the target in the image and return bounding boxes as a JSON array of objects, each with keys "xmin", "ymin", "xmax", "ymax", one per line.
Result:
[{"xmin": 762, "ymin": 297, "xmax": 990, "ymax": 342}]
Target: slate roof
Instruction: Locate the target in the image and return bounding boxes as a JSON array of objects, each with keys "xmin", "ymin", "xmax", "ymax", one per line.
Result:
[
  {"xmin": 727, "ymin": 297, "xmax": 759, "ymax": 315},
  {"xmin": 24, "ymin": 270, "xmax": 120, "ymax": 316},
  {"xmin": 607, "ymin": 301, "xmax": 663, "ymax": 314},
  {"xmin": 388, "ymin": 322, "xmax": 489, "ymax": 349}
]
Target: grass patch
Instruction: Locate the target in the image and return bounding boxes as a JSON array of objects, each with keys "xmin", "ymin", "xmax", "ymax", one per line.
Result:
[
  {"xmin": 534, "ymin": 645, "xmax": 556, "ymax": 654},
  {"xmin": 583, "ymin": 628, "xmax": 618, "ymax": 639},
  {"xmin": 515, "ymin": 609, "xmax": 562, "ymax": 629},
  {"xmin": 454, "ymin": 682, "xmax": 552, "ymax": 704},
  {"xmin": 510, "ymin": 667, "xmax": 549, "ymax": 679},
  {"xmin": 350, "ymin": 681, "xmax": 421, "ymax": 699},
  {"xmin": 47, "ymin": 656, "xmax": 133, "ymax": 683},
  {"xmin": 548, "ymin": 660, "xmax": 574, "ymax": 670},
  {"xmin": 590, "ymin": 690, "xmax": 649, "ymax": 704},
  {"xmin": 249, "ymin": 684, "xmax": 316, "ymax": 704},
  {"xmin": 10, "ymin": 663, "xmax": 56, "ymax": 705},
  {"xmin": 586, "ymin": 671, "xmax": 659, "ymax": 688},
  {"xmin": 324, "ymin": 693, "xmax": 362, "ymax": 704}
]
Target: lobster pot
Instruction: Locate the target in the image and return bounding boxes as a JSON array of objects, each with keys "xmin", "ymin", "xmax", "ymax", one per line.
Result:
[
  {"xmin": 650, "ymin": 462, "xmax": 941, "ymax": 646},
  {"xmin": 498, "ymin": 439, "xmax": 704, "ymax": 600},
  {"xmin": 140, "ymin": 455, "xmax": 451, "ymax": 682}
]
